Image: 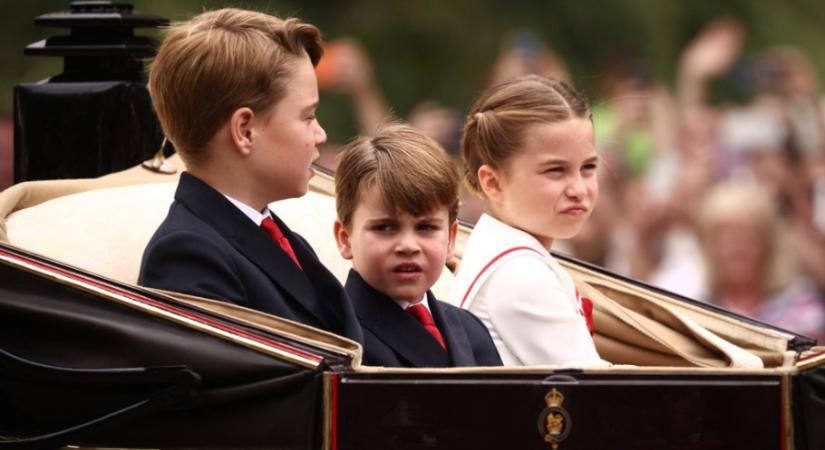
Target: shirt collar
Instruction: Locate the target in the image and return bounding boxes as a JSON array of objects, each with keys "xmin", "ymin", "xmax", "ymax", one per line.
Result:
[
  {"xmin": 223, "ymin": 194, "xmax": 270, "ymax": 226},
  {"xmin": 394, "ymin": 294, "xmax": 431, "ymax": 313}
]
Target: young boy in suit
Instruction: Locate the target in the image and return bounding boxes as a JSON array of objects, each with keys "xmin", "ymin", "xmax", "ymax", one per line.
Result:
[
  {"xmin": 333, "ymin": 125, "xmax": 501, "ymax": 367},
  {"xmin": 138, "ymin": 8, "xmax": 362, "ymax": 342}
]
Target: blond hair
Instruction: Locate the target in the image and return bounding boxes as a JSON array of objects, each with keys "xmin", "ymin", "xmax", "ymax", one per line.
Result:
[
  {"xmin": 148, "ymin": 8, "xmax": 323, "ymax": 165},
  {"xmin": 697, "ymin": 182, "xmax": 790, "ymax": 295},
  {"xmin": 460, "ymin": 74, "xmax": 590, "ymax": 195},
  {"xmin": 336, "ymin": 124, "xmax": 460, "ymax": 226}
]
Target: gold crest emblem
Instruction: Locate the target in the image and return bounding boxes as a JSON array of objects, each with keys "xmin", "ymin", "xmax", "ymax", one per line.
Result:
[{"xmin": 537, "ymin": 388, "xmax": 572, "ymax": 450}]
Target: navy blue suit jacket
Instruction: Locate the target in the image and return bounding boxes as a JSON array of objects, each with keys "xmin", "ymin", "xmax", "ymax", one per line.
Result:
[
  {"xmin": 138, "ymin": 172, "xmax": 363, "ymax": 343},
  {"xmin": 345, "ymin": 270, "xmax": 501, "ymax": 367}
]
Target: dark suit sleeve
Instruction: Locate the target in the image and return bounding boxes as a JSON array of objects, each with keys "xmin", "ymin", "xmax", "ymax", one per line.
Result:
[
  {"xmin": 458, "ymin": 309, "xmax": 503, "ymax": 366},
  {"xmin": 139, "ymin": 229, "xmax": 248, "ymax": 306}
]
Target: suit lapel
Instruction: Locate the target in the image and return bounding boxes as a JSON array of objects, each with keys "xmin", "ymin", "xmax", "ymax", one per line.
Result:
[
  {"xmin": 174, "ymin": 173, "xmax": 329, "ymax": 328},
  {"xmin": 230, "ymin": 220, "xmax": 324, "ymax": 319},
  {"xmin": 428, "ymin": 292, "xmax": 475, "ymax": 366},
  {"xmin": 346, "ymin": 271, "xmax": 449, "ymax": 367},
  {"xmin": 282, "ymin": 217, "xmax": 363, "ymax": 341}
]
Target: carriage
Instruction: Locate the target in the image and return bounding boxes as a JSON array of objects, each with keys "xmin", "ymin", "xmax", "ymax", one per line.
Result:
[
  {"xmin": 0, "ymin": 159, "xmax": 823, "ymax": 450},
  {"xmin": 3, "ymin": 2, "xmax": 824, "ymax": 447}
]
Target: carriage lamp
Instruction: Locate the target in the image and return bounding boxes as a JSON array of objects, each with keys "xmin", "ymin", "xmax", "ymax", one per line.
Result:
[{"xmin": 13, "ymin": 1, "xmax": 169, "ymax": 182}]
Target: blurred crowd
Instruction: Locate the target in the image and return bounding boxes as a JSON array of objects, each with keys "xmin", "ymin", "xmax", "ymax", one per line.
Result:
[{"xmin": 315, "ymin": 17, "xmax": 825, "ymax": 342}]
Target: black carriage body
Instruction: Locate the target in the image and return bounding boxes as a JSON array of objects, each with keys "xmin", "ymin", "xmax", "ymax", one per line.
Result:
[
  {"xmin": 0, "ymin": 244, "xmax": 343, "ymax": 449},
  {"xmin": 1, "ymin": 243, "xmax": 824, "ymax": 450},
  {"xmin": 331, "ymin": 371, "xmax": 786, "ymax": 450}
]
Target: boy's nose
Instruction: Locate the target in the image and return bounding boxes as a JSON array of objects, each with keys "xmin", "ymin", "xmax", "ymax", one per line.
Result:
[
  {"xmin": 315, "ymin": 121, "xmax": 327, "ymax": 146},
  {"xmin": 394, "ymin": 232, "xmax": 420, "ymax": 254}
]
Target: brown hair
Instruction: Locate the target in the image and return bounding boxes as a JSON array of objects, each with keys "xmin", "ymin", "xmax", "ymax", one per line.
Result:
[
  {"xmin": 336, "ymin": 124, "xmax": 460, "ymax": 226},
  {"xmin": 460, "ymin": 74, "xmax": 590, "ymax": 195},
  {"xmin": 148, "ymin": 8, "xmax": 323, "ymax": 165}
]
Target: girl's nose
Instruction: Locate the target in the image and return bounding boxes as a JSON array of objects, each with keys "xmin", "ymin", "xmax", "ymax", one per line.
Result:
[{"xmin": 565, "ymin": 175, "xmax": 586, "ymax": 199}]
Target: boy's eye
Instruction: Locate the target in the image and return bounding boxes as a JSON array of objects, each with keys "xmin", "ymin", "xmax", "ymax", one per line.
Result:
[
  {"xmin": 417, "ymin": 223, "xmax": 440, "ymax": 232},
  {"xmin": 370, "ymin": 223, "xmax": 395, "ymax": 232}
]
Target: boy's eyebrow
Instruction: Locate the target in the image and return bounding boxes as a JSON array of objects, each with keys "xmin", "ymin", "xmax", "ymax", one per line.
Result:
[{"xmin": 363, "ymin": 215, "xmax": 397, "ymax": 223}]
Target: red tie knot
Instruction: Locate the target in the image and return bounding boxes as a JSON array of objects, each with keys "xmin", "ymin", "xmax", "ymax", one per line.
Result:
[
  {"xmin": 260, "ymin": 216, "xmax": 302, "ymax": 270},
  {"xmin": 406, "ymin": 304, "xmax": 435, "ymax": 326},
  {"xmin": 406, "ymin": 303, "xmax": 446, "ymax": 351},
  {"xmin": 261, "ymin": 216, "xmax": 284, "ymax": 240}
]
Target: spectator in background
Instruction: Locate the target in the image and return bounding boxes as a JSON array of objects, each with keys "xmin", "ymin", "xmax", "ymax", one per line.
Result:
[
  {"xmin": 591, "ymin": 16, "xmax": 825, "ymax": 319},
  {"xmin": 311, "ymin": 23, "xmax": 825, "ymax": 344},
  {"xmin": 578, "ymin": 59, "xmax": 683, "ymax": 282},
  {"xmin": 314, "ymin": 38, "xmax": 391, "ymax": 170},
  {"xmin": 673, "ymin": 17, "xmax": 825, "ymax": 300},
  {"xmin": 316, "ymin": 38, "xmax": 389, "ymax": 135},
  {"xmin": 697, "ymin": 182, "xmax": 825, "ymax": 342},
  {"xmin": 487, "ymin": 29, "xmax": 570, "ymax": 88},
  {"xmin": 408, "ymin": 100, "xmax": 463, "ymax": 156},
  {"xmin": 604, "ymin": 17, "xmax": 748, "ymax": 299}
]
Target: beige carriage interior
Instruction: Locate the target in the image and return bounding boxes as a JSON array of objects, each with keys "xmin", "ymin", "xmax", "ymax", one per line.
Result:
[{"xmin": 1, "ymin": 156, "xmax": 822, "ymax": 373}]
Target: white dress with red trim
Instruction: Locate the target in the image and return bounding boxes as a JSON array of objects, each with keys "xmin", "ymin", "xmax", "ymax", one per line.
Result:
[{"xmin": 447, "ymin": 214, "xmax": 603, "ymax": 366}]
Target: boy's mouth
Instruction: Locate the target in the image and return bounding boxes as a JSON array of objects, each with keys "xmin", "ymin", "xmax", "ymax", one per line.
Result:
[{"xmin": 393, "ymin": 262, "xmax": 422, "ymax": 273}]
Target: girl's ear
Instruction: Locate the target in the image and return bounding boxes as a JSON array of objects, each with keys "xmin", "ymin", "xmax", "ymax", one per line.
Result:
[
  {"xmin": 229, "ymin": 107, "xmax": 255, "ymax": 156},
  {"xmin": 333, "ymin": 219, "xmax": 353, "ymax": 260},
  {"xmin": 478, "ymin": 164, "xmax": 505, "ymax": 203},
  {"xmin": 446, "ymin": 220, "xmax": 459, "ymax": 260}
]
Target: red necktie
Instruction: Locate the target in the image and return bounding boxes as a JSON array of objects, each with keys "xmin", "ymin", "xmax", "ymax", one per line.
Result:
[
  {"xmin": 406, "ymin": 303, "xmax": 446, "ymax": 351},
  {"xmin": 260, "ymin": 216, "xmax": 302, "ymax": 270}
]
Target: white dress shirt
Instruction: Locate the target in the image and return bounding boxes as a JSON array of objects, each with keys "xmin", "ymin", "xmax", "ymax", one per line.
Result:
[{"xmin": 223, "ymin": 195, "xmax": 269, "ymax": 226}]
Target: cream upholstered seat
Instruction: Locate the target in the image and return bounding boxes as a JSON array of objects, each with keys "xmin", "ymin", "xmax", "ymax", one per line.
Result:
[
  {"xmin": 0, "ymin": 158, "xmax": 800, "ymax": 369},
  {"xmin": 0, "ymin": 164, "xmax": 454, "ymax": 296}
]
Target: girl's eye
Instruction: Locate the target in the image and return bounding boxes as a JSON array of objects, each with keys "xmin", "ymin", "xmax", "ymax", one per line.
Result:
[
  {"xmin": 582, "ymin": 163, "xmax": 598, "ymax": 172},
  {"xmin": 543, "ymin": 167, "xmax": 564, "ymax": 175}
]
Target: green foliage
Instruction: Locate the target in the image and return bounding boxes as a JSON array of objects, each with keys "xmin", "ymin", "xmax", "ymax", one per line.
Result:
[{"xmin": 4, "ymin": 0, "xmax": 825, "ymax": 143}]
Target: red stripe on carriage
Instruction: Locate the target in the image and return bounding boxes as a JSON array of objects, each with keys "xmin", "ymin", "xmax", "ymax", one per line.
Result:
[
  {"xmin": 0, "ymin": 247, "xmax": 324, "ymax": 364},
  {"xmin": 331, "ymin": 372, "xmax": 339, "ymax": 450}
]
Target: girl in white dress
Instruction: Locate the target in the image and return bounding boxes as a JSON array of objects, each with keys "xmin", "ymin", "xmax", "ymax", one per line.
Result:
[{"xmin": 447, "ymin": 75, "xmax": 605, "ymax": 366}]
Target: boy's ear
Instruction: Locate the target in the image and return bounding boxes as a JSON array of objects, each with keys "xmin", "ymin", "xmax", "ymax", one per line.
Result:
[
  {"xmin": 229, "ymin": 107, "xmax": 256, "ymax": 156},
  {"xmin": 478, "ymin": 164, "xmax": 504, "ymax": 202},
  {"xmin": 446, "ymin": 220, "xmax": 458, "ymax": 260},
  {"xmin": 333, "ymin": 219, "xmax": 353, "ymax": 260}
]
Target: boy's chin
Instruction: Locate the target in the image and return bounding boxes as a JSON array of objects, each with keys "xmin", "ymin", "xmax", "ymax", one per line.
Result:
[
  {"xmin": 389, "ymin": 287, "xmax": 427, "ymax": 304},
  {"xmin": 267, "ymin": 184, "xmax": 310, "ymax": 203}
]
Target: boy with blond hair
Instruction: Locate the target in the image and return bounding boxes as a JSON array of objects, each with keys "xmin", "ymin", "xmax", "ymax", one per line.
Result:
[
  {"xmin": 139, "ymin": 8, "xmax": 362, "ymax": 342},
  {"xmin": 333, "ymin": 124, "xmax": 501, "ymax": 367}
]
